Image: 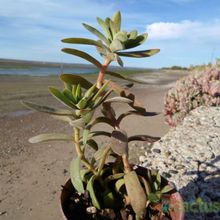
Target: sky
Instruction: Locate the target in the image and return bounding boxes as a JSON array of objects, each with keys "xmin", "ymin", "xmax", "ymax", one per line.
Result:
[{"xmin": 1, "ymin": 0, "xmax": 220, "ymax": 68}]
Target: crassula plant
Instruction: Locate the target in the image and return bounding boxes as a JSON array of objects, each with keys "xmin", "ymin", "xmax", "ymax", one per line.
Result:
[
  {"xmin": 23, "ymin": 11, "xmax": 180, "ymax": 220},
  {"xmin": 164, "ymin": 65, "xmax": 220, "ymax": 126}
]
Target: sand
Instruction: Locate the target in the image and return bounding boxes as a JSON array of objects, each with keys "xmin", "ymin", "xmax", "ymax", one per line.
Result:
[{"xmin": 0, "ymin": 71, "xmax": 187, "ymax": 220}]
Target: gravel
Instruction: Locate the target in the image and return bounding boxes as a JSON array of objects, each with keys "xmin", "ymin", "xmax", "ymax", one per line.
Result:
[{"xmin": 140, "ymin": 106, "xmax": 220, "ymax": 220}]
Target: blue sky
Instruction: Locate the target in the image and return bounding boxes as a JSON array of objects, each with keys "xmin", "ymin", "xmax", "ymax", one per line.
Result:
[{"xmin": 1, "ymin": 0, "xmax": 220, "ymax": 68}]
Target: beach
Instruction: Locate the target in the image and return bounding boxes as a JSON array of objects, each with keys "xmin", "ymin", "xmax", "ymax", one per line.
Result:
[{"xmin": 0, "ymin": 70, "xmax": 188, "ymax": 220}]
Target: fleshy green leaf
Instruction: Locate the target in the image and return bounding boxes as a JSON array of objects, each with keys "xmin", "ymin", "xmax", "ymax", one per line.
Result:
[
  {"xmin": 117, "ymin": 111, "xmax": 159, "ymax": 125},
  {"xmin": 60, "ymin": 74, "xmax": 93, "ymax": 90},
  {"xmin": 124, "ymin": 171, "xmax": 147, "ymax": 219},
  {"xmin": 124, "ymin": 33, "xmax": 148, "ymax": 49},
  {"xmin": 109, "ymin": 19, "xmax": 117, "ymax": 37},
  {"xmin": 108, "ymin": 81, "xmax": 145, "ymax": 111},
  {"xmin": 105, "ymin": 71, "xmax": 149, "ymax": 84},
  {"xmin": 110, "ymin": 39, "xmax": 124, "ymax": 52},
  {"xmin": 148, "ymin": 193, "xmax": 160, "ymax": 204},
  {"xmin": 128, "ymin": 134, "xmax": 160, "ymax": 143},
  {"xmin": 97, "ymin": 17, "xmax": 112, "ymax": 40},
  {"xmin": 70, "ymin": 157, "xmax": 85, "ymax": 193},
  {"xmin": 29, "ymin": 133, "xmax": 72, "ymax": 143},
  {"xmin": 83, "ymin": 129, "xmax": 90, "ymax": 145},
  {"xmin": 104, "ymin": 96, "xmax": 133, "ymax": 104},
  {"xmin": 61, "ymin": 37, "xmax": 104, "ymax": 48},
  {"xmin": 51, "ymin": 115, "xmax": 73, "ymax": 123},
  {"xmin": 86, "ymin": 116, "xmax": 114, "ymax": 129},
  {"xmin": 115, "ymin": 54, "xmax": 124, "ymax": 67},
  {"xmin": 92, "ymin": 90, "xmax": 112, "ymax": 109},
  {"xmin": 105, "ymin": 18, "xmax": 113, "ymax": 39},
  {"xmin": 61, "ymin": 48, "xmax": 102, "ymax": 68},
  {"xmin": 115, "ymin": 178, "xmax": 125, "ymax": 192},
  {"xmin": 84, "ymin": 83, "xmax": 97, "ymax": 99},
  {"xmin": 117, "ymin": 49, "xmax": 160, "ymax": 58},
  {"xmin": 129, "ymin": 30, "xmax": 138, "ymax": 39},
  {"xmin": 92, "ymin": 80, "xmax": 110, "ymax": 101},
  {"xmin": 115, "ymin": 31, "xmax": 128, "ymax": 42},
  {"xmin": 89, "ymin": 131, "xmax": 111, "ymax": 138},
  {"xmin": 112, "ymin": 11, "xmax": 121, "ymax": 33},
  {"xmin": 139, "ymin": 176, "xmax": 151, "ymax": 196},
  {"xmin": 103, "ymin": 173, "xmax": 124, "ymax": 185},
  {"xmin": 161, "ymin": 185, "xmax": 174, "ymax": 194},
  {"xmin": 111, "ymin": 129, "xmax": 128, "ymax": 156},
  {"xmin": 63, "ymin": 88, "xmax": 76, "ymax": 103},
  {"xmin": 86, "ymin": 139, "xmax": 98, "ymax": 151},
  {"xmin": 86, "ymin": 175, "xmax": 101, "ymax": 209},
  {"xmin": 21, "ymin": 101, "xmax": 74, "ymax": 116},
  {"xmin": 48, "ymin": 87, "xmax": 76, "ymax": 109},
  {"xmin": 69, "ymin": 118, "xmax": 85, "ymax": 128},
  {"xmin": 82, "ymin": 23, "xmax": 110, "ymax": 45},
  {"xmin": 94, "ymin": 147, "xmax": 107, "ymax": 161},
  {"xmin": 156, "ymin": 173, "xmax": 161, "ymax": 185},
  {"xmin": 76, "ymin": 98, "xmax": 88, "ymax": 109}
]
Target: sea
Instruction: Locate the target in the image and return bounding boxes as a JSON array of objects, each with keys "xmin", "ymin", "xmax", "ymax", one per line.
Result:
[{"xmin": 0, "ymin": 66, "xmax": 98, "ymax": 76}]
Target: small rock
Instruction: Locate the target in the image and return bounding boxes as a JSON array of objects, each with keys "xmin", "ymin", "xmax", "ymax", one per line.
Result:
[
  {"xmin": 139, "ymin": 155, "xmax": 146, "ymax": 163},
  {"xmin": 86, "ymin": 206, "xmax": 97, "ymax": 214},
  {"xmin": 175, "ymin": 164, "xmax": 185, "ymax": 170},
  {"xmin": 169, "ymin": 170, "xmax": 178, "ymax": 174},
  {"xmin": 0, "ymin": 211, "xmax": 7, "ymax": 216},
  {"xmin": 63, "ymin": 169, "xmax": 68, "ymax": 174},
  {"xmin": 162, "ymin": 172, "xmax": 172, "ymax": 179},
  {"xmin": 152, "ymin": 148, "xmax": 161, "ymax": 154}
]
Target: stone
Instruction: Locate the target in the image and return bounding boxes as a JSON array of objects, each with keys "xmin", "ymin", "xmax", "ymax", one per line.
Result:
[{"xmin": 139, "ymin": 107, "xmax": 220, "ymax": 220}]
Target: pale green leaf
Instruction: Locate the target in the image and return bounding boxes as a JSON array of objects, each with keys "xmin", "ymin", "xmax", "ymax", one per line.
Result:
[
  {"xmin": 61, "ymin": 37, "xmax": 104, "ymax": 47},
  {"xmin": 69, "ymin": 118, "xmax": 85, "ymax": 128},
  {"xmin": 161, "ymin": 185, "xmax": 174, "ymax": 194},
  {"xmin": 21, "ymin": 101, "xmax": 74, "ymax": 116},
  {"xmin": 61, "ymin": 48, "xmax": 102, "ymax": 68},
  {"xmin": 60, "ymin": 74, "xmax": 93, "ymax": 90},
  {"xmin": 70, "ymin": 157, "xmax": 85, "ymax": 193},
  {"xmin": 48, "ymin": 87, "xmax": 76, "ymax": 109},
  {"xmin": 96, "ymin": 17, "xmax": 112, "ymax": 40},
  {"xmin": 105, "ymin": 71, "xmax": 150, "ymax": 84},
  {"xmin": 110, "ymin": 129, "xmax": 128, "ymax": 156},
  {"xmin": 112, "ymin": 11, "xmax": 121, "ymax": 33},
  {"xmin": 110, "ymin": 39, "xmax": 124, "ymax": 52},
  {"xmin": 124, "ymin": 171, "xmax": 147, "ymax": 219},
  {"xmin": 82, "ymin": 23, "xmax": 110, "ymax": 45},
  {"xmin": 115, "ymin": 178, "xmax": 125, "ymax": 192},
  {"xmin": 129, "ymin": 30, "xmax": 138, "ymax": 39},
  {"xmin": 29, "ymin": 133, "xmax": 72, "ymax": 143},
  {"xmin": 86, "ymin": 175, "xmax": 101, "ymax": 209},
  {"xmin": 117, "ymin": 49, "xmax": 160, "ymax": 58},
  {"xmin": 124, "ymin": 33, "xmax": 148, "ymax": 49},
  {"xmin": 104, "ymin": 96, "xmax": 132, "ymax": 104}
]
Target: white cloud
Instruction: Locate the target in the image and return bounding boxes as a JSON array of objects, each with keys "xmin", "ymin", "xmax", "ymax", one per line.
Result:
[{"xmin": 146, "ymin": 20, "xmax": 220, "ymax": 41}]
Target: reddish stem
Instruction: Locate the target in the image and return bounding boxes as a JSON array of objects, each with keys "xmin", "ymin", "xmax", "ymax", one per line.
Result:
[{"xmin": 97, "ymin": 58, "xmax": 111, "ymax": 88}]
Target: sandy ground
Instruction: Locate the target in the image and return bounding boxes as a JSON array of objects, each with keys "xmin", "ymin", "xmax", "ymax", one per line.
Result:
[{"xmin": 0, "ymin": 71, "xmax": 187, "ymax": 220}]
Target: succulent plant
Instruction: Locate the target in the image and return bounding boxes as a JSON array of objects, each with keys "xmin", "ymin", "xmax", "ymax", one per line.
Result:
[
  {"xmin": 23, "ymin": 11, "xmax": 177, "ymax": 220},
  {"xmin": 164, "ymin": 65, "xmax": 220, "ymax": 126}
]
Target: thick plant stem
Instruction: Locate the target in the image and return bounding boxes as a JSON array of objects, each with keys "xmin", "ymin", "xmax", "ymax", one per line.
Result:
[
  {"xmin": 97, "ymin": 58, "xmax": 111, "ymax": 89},
  {"xmin": 122, "ymin": 154, "xmax": 132, "ymax": 173},
  {"xmin": 74, "ymin": 127, "xmax": 96, "ymax": 174}
]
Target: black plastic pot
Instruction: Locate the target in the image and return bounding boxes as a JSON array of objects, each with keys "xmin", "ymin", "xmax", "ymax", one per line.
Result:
[{"xmin": 60, "ymin": 166, "xmax": 184, "ymax": 220}]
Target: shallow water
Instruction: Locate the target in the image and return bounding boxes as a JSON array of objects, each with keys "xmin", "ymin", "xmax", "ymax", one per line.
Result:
[{"xmin": 0, "ymin": 67, "xmax": 98, "ymax": 76}]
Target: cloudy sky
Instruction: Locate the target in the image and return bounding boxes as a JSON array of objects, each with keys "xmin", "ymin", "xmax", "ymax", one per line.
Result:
[{"xmin": 1, "ymin": 0, "xmax": 220, "ymax": 68}]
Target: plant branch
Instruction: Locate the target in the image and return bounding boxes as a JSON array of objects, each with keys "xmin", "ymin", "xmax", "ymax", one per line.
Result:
[
  {"xmin": 97, "ymin": 58, "xmax": 111, "ymax": 88},
  {"xmin": 74, "ymin": 127, "xmax": 97, "ymax": 174}
]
